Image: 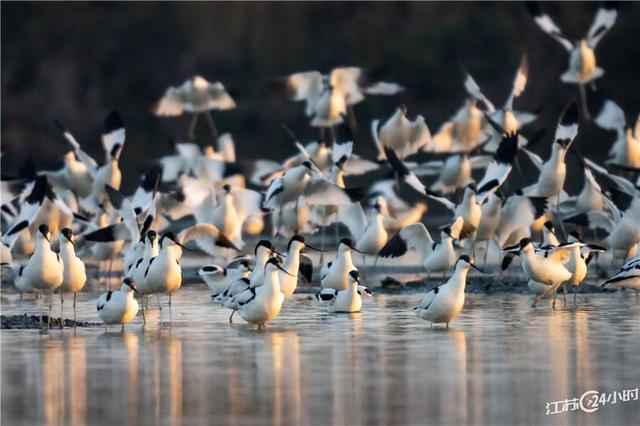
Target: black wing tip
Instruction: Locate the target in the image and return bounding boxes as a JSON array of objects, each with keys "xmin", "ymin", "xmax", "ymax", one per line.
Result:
[
  {"xmin": 378, "ymin": 233, "xmax": 407, "ymax": 258},
  {"xmin": 104, "ymin": 110, "xmax": 124, "ymax": 132},
  {"xmin": 494, "ymin": 132, "xmax": 519, "ymax": 164},
  {"xmin": 527, "ymin": 196, "xmax": 548, "ymax": 219},
  {"xmin": 344, "ymin": 186, "xmax": 366, "ymax": 203},
  {"xmin": 602, "ymin": 1, "xmax": 618, "ymax": 12},
  {"xmin": 524, "ymin": 1, "xmax": 541, "ymax": 17},
  {"xmin": 560, "ymin": 100, "xmax": 579, "ymax": 127},
  {"xmin": 564, "ymin": 212, "xmax": 589, "ymax": 227}
]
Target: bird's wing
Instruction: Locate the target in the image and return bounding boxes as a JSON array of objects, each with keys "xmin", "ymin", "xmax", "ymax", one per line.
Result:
[
  {"xmin": 274, "ymin": 71, "xmax": 324, "ymax": 106},
  {"xmin": 232, "ymin": 287, "xmax": 256, "ymax": 306},
  {"xmin": 263, "ymin": 176, "xmax": 285, "ymax": 208},
  {"xmin": 587, "ymin": 3, "xmax": 618, "ymax": 48},
  {"xmin": 232, "ymin": 188, "xmax": 264, "ymax": 219},
  {"xmin": 330, "ymin": 67, "xmax": 364, "ymax": 104},
  {"xmin": 343, "ymin": 155, "xmax": 380, "ymax": 176},
  {"xmin": 207, "ymin": 82, "xmax": 236, "ymax": 110},
  {"xmin": 554, "ymin": 101, "xmax": 579, "ymax": 148},
  {"xmin": 447, "ymin": 216, "xmax": 476, "ymax": 241},
  {"xmin": 101, "ymin": 111, "xmax": 125, "ymax": 160},
  {"xmin": 299, "ymin": 253, "xmax": 313, "ymax": 283},
  {"xmin": 153, "ymin": 86, "xmax": 185, "ymax": 116},
  {"xmin": 521, "ymin": 148, "xmax": 544, "ymax": 170},
  {"xmin": 412, "ymin": 160, "xmax": 445, "ymax": 176},
  {"xmin": 463, "ymin": 73, "xmax": 495, "ymax": 112},
  {"xmin": 383, "ymin": 146, "xmax": 433, "ymax": 201},
  {"xmin": 83, "ymin": 222, "xmax": 130, "ymax": 243},
  {"xmin": 338, "ymin": 202, "xmax": 367, "ymax": 240},
  {"xmin": 316, "ymin": 288, "xmax": 338, "ymax": 302},
  {"xmin": 409, "ymin": 115, "xmax": 433, "ymax": 154},
  {"xmin": 179, "ymin": 223, "xmax": 241, "ymax": 254},
  {"xmin": 332, "ymin": 141, "xmax": 353, "ymax": 166},
  {"xmin": 526, "ymin": 2, "xmax": 573, "ymax": 51},
  {"xmin": 595, "ymin": 100, "xmax": 626, "ymax": 132},
  {"xmin": 217, "ymin": 133, "xmax": 237, "ymax": 163},
  {"xmin": 304, "ymin": 178, "xmax": 363, "ymax": 206},
  {"xmin": 476, "ymin": 133, "xmax": 519, "ymax": 203},
  {"xmin": 54, "ymin": 121, "xmax": 98, "ymax": 174},
  {"xmin": 583, "ymin": 158, "xmax": 636, "ymax": 196},
  {"xmin": 370, "ymin": 119, "xmax": 385, "ymax": 160},
  {"xmin": 378, "ymin": 223, "xmax": 433, "ymax": 258},
  {"xmin": 546, "ymin": 242, "xmax": 583, "ymax": 263},
  {"xmin": 504, "ymin": 55, "xmax": 529, "ymax": 110},
  {"xmin": 363, "ymin": 81, "xmax": 404, "ymax": 96},
  {"xmin": 418, "ymin": 287, "xmax": 438, "ymax": 310},
  {"xmin": 357, "ymin": 285, "xmax": 373, "ymax": 297}
]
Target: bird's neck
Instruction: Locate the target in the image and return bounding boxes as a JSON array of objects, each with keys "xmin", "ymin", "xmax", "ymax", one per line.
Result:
[{"xmin": 283, "ymin": 246, "xmax": 300, "ymax": 274}]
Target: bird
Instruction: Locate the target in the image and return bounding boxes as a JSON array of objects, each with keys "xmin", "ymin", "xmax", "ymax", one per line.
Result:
[
  {"xmin": 56, "ymin": 111, "xmax": 126, "ymax": 211},
  {"xmin": 463, "ymin": 55, "xmax": 536, "ymax": 152},
  {"xmin": 153, "ymin": 75, "xmax": 236, "ymax": 140},
  {"xmin": 315, "ymin": 270, "xmax": 371, "ymax": 313},
  {"xmin": 526, "ymin": 2, "xmax": 618, "ymax": 118},
  {"xmin": 97, "ymin": 277, "xmax": 139, "ymax": 331},
  {"xmin": 15, "ymin": 224, "xmax": 64, "ymax": 329},
  {"xmin": 320, "ymin": 238, "xmax": 360, "ymax": 290},
  {"xmin": 221, "ymin": 240, "xmax": 279, "ymax": 322},
  {"xmin": 198, "ymin": 261, "xmax": 251, "ymax": 301},
  {"xmin": 278, "ymin": 235, "xmax": 318, "ymax": 299},
  {"xmin": 371, "ymin": 106, "xmax": 432, "ymax": 160},
  {"xmin": 270, "ymin": 67, "xmax": 403, "ymax": 139},
  {"xmin": 594, "ymin": 100, "xmax": 640, "ymax": 170},
  {"xmin": 234, "ymin": 258, "xmax": 291, "ymax": 328},
  {"xmin": 414, "ymin": 255, "xmax": 484, "ymax": 327},
  {"xmin": 564, "ymin": 231, "xmax": 607, "ymax": 304},
  {"xmin": 379, "ymin": 217, "xmax": 469, "ymax": 280},
  {"xmin": 503, "ymin": 238, "xmax": 583, "ymax": 308},
  {"xmin": 602, "ymin": 251, "xmax": 640, "ymax": 294},
  {"xmin": 338, "ymin": 198, "xmax": 389, "ymax": 267},
  {"xmin": 58, "ymin": 228, "xmax": 87, "ymax": 323}
]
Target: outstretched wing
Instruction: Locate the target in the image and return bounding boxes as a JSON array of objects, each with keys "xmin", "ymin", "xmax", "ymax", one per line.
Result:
[
  {"xmin": 505, "ymin": 55, "xmax": 529, "ymax": 110},
  {"xmin": 179, "ymin": 223, "xmax": 241, "ymax": 254},
  {"xmin": 587, "ymin": 3, "xmax": 618, "ymax": 48},
  {"xmin": 526, "ymin": 2, "xmax": 573, "ymax": 51}
]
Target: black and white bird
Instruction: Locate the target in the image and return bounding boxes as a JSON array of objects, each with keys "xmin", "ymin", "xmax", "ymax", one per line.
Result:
[
  {"xmin": 58, "ymin": 228, "xmax": 87, "ymax": 322},
  {"xmin": 371, "ymin": 106, "xmax": 432, "ymax": 160},
  {"xmin": 526, "ymin": 2, "xmax": 618, "ymax": 117},
  {"xmin": 602, "ymin": 251, "xmax": 640, "ymax": 293},
  {"xmin": 316, "ymin": 270, "xmax": 371, "ymax": 313},
  {"xmin": 414, "ymin": 255, "xmax": 484, "ymax": 327},
  {"xmin": 594, "ymin": 100, "xmax": 640, "ymax": 170},
  {"xmin": 97, "ymin": 277, "xmax": 139, "ymax": 331},
  {"xmin": 153, "ymin": 75, "xmax": 236, "ymax": 140}
]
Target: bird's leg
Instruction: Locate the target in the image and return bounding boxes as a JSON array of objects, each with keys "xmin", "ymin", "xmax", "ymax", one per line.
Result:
[
  {"xmin": 578, "ymin": 83, "xmax": 591, "ymax": 121},
  {"xmin": 574, "ymin": 286, "xmax": 578, "ymax": 306},
  {"xmin": 556, "ymin": 193, "xmax": 566, "ymax": 239},
  {"xmin": 121, "ymin": 324, "xmax": 125, "ymax": 333},
  {"xmin": 562, "ymin": 283, "xmax": 567, "ymax": 308},
  {"xmin": 19, "ymin": 291, "xmax": 23, "ymax": 302},
  {"xmin": 38, "ymin": 291, "xmax": 44, "ymax": 329},
  {"xmin": 229, "ymin": 310, "xmax": 235, "ymax": 323},
  {"xmin": 60, "ymin": 290, "xmax": 64, "ymax": 329},
  {"xmin": 442, "ymin": 270, "xmax": 446, "ymax": 283},
  {"xmin": 107, "ymin": 258, "xmax": 114, "ymax": 289},
  {"xmin": 73, "ymin": 293, "xmax": 77, "ymax": 325},
  {"xmin": 483, "ymin": 240, "xmax": 490, "ymax": 268},
  {"xmin": 169, "ymin": 294, "xmax": 173, "ymax": 325},
  {"xmin": 187, "ymin": 113, "xmax": 199, "ymax": 141},
  {"xmin": 320, "ymin": 224, "xmax": 326, "ymax": 265},
  {"xmin": 205, "ymin": 111, "xmax": 219, "ymax": 141},
  {"xmin": 141, "ymin": 296, "xmax": 146, "ymax": 326},
  {"xmin": 48, "ymin": 289, "xmax": 54, "ymax": 330},
  {"xmin": 329, "ymin": 126, "xmax": 337, "ymax": 144},
  {"xmin": 446, "ymin": 322, "xmax": 449, "ymax": 329},
  {"xmin": 347, "ymin": 104, "xmax": 358, "ymax": 139}
]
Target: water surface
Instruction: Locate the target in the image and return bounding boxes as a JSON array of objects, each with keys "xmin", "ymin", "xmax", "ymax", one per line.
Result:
[{"xmin": 2, "ymin": 288, "xmax": 639, "ymax": 426}]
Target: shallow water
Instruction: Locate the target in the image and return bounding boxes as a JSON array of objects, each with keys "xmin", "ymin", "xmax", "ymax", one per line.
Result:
[{"xmin": 2, "ymin": 287, "xmax": 639, "ymax": 426}]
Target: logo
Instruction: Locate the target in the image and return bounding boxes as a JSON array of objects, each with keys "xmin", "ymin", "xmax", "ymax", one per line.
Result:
[{"xmin": 546, "ymin": 388, "xmax": 639, "ymax": 415}]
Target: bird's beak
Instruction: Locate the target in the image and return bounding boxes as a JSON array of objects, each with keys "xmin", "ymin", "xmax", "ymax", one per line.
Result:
[
  {"xmin": 502, "ymin": 243, "xmax": 521, "ymax": 253},
  {"xmin": 276, "ymin": 264, "xmax": 295, "ymax": 277},
  {"xmin": 470, "ymin": 263, "xmax": 485, "ymax": 273},
  {"xmin": 304, "ymin": 244, "xmax": 324, "ymax": 252},
  {"xmin": 349, "ymin": 245, "xmax": 365, "ymax": 254},
  {"xmin": 272, "ymin": 248, "xmax": 287, "ymax": 257}
]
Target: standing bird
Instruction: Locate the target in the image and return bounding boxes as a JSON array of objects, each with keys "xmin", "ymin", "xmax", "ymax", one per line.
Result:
[
  {"xmin": 234, "ymin": 258, "xmax": 291, "ymax": 328},
  {"xmin": 564, "ymin": 231, "xmax": 607, "ymax": 304},
  {"xmin": 379, "ymin": 217, "xmax": 470, "ymax": 280},
  {"xmin": 526, "ymin": 2, "xmax": 618, "ymax": 118},
  {"xmin": 153, "ymin": 75, "xmax": 236, "ymax": 140},
  {"xmin": 278, "ymin": 235, "xmax": 318, "ymax": 300},
  {"xmin": 414, "ymin": 255, "xmax": 484, "ymax": 327},
  {"xmin": 58, "ymin": 228, "xmax": 87, "ymax": 323},
  {"xmin": 198, "ymin": 261, "xmax": 251, "ymax": 301},
  {"xmin": 321, "ymin": 238, "xmax": 360, "ymax": 290},
  {"xmin": 316, "ymin": 270, "xmax": 371, "ymax": 313},
  {"xmin": 503, "ymin": 238, "xmax": 582, "ymax": 308},
  {"xmin": 17, "ymin": 224, "xmax": 64, "ymax": 329},
  {"xmin": 97, "ymin": 277, "xmax": 139, "ymax": 331}
]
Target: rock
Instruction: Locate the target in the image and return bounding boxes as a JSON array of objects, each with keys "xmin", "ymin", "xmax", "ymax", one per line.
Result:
[{"xmin": 1, "ymin": 314, "xmax": 101, "ymax": 329}]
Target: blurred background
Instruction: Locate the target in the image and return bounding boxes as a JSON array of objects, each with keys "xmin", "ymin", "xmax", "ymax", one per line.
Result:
[{"xmin": 2, "ymin": 2, "xmax": 639, "ymax": 191}]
